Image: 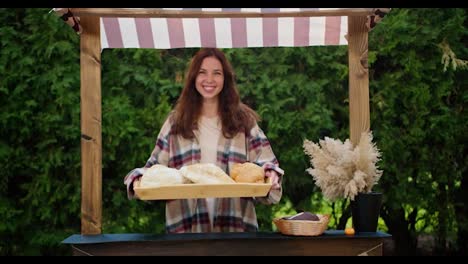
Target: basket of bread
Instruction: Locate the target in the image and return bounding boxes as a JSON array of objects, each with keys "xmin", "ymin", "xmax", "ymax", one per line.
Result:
[
  {"xmin": 134, "ymin": 162, "xmax": 272, "ymax": 200},
  {"xmin": 273, "ymin": 212, "xmax": 330, "ymax": 236}
]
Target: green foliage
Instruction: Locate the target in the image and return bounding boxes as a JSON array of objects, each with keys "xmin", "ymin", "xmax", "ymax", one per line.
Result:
[
  {"xmin": 0, "ymin": 8, "xmax": 82, "ymax": 255},
  {"xmin": 0, "ymin": 8, "xmax": 466, "ymax": 255},
  {"xmin": 369, "ymin": 8, "xmax": 467, "ymax": 254}
]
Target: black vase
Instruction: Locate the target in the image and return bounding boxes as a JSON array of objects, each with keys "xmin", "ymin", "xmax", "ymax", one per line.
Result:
[{"xmin": 350, "ymin": 192, "xmax": 382, "ymax": 233}]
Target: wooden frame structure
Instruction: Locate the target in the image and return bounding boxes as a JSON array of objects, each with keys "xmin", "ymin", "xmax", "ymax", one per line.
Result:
[{"xmin": 55, "ymin": 8, "xmax": 388, "ymax": 241}]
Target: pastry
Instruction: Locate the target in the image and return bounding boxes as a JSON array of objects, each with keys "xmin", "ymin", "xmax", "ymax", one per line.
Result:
[
  {"xmin": 179, "ymin": 163, "xmax": 235, "ymax": 184},
  {"xmin": 140, "ymin": 164, "xmax": 188, "ymax": 187}
]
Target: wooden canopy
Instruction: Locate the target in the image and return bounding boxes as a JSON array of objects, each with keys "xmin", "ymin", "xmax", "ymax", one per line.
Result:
[{"xmin": 53, "ymin": 8, "xmax": 390, "ymax": 235}]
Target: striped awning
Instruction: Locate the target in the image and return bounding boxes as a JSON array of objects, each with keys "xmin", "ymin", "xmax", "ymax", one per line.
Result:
[{"xmin": 54, "ymin": 8, "xmax": 390, "ymax": 49}]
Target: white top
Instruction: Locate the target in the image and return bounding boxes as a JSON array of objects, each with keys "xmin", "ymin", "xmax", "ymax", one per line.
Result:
[{"xmin": 196, "ymin": 115, "xmax": 221, "ymax": 227}]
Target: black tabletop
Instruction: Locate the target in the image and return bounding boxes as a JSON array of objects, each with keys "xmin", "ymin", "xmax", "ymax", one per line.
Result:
[{"xmin": 62, "ymin": 230, "xmax": 391, "ymax": 244}]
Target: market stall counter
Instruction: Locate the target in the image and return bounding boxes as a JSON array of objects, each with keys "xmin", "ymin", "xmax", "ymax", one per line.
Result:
[{"xmin": 62, "ymin": 230, "xmax": 391, "ymax": 256}]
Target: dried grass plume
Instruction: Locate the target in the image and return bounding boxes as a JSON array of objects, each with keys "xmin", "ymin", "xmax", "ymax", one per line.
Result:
[{"xmin": 303, "ymin": 131, "xmax": 383, "ymax": 201}]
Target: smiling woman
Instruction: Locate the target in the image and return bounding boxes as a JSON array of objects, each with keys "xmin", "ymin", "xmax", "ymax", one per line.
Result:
[
  {"xmin": 124, "ymin": 48, "xmax": 284, "ymax": 233},
  {"xmin": 195, "ymin": 57, "xmax": 224, "ymax": 102}
]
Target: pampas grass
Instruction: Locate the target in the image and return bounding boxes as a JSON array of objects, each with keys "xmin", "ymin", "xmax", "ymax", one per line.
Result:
[{"xmin": 303, "ymin": 131, "xmax": 383, "ymax": 201}]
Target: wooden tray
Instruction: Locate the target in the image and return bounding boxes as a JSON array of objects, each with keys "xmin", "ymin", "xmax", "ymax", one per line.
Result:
[{"xmin": 134, "ymin": 179, "xmax": 272, "ymax": 200}]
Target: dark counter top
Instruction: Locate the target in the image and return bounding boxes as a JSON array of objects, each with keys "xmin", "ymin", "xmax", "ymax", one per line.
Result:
[{"xmin": 63, "ymin": 230, "xmax": 391, "ymax": 244}]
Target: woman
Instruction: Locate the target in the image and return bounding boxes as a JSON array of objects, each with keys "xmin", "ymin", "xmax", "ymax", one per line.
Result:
[{"xmin": 124, "ymin": 48, "xmax": 284, "ymax": 233}]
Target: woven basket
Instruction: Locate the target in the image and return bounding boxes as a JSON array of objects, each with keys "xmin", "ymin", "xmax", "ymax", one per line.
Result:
[{"xmin": 273, "ymin": 214, "xmax": 330, "ymax": 236}]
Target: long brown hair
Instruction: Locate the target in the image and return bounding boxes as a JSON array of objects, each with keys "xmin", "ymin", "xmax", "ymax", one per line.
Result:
[{"xmin": 171, "ymin": 48, "xmax": 259, "ymax": 139}]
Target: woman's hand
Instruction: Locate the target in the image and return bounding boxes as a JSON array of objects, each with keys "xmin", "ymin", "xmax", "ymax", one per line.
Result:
[{"xmin": 265, "ymin": 169, "xmax": 280, "ymax": 190}]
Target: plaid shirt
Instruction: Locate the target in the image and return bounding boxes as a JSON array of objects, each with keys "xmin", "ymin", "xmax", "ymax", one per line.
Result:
[{"xmin": 124, "ymin": 117, "xmax": 284, "ymax": 233}]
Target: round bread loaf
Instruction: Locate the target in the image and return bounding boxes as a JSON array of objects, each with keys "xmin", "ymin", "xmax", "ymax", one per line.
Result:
[
  {"xmin": 140, "ymin": 164, "xmax": 187, "ymax": 187},
  {"xmin": 179, "ymin": 163, "xmax": 235, "ymax": 184},
  {"xmin": 230, "ymin": 162, "xmax": 265, "ymax": 183}
]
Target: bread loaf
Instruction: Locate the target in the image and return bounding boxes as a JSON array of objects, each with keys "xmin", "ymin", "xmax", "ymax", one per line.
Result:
[
  {"xmin": 179, "ymin": 163, "xmax": 235, "ymax": 184},
  {"xmin": 230, "ymin": 162, "xmax": 265, "ymax": 183},
  {"xmin": 140, "ymin": 164, "xmax": 188, "ymax": 187}
]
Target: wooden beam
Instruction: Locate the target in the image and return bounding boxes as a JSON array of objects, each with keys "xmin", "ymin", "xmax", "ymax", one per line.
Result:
[
  {"xmin": 347, "ymin": 16, "xmax": 370, "ymax": 146},
  {"xmin": 69, "ymin": 8, "xmax": 376, "ymax": 18},
  {"xmin": 80, "ymin": 16, "xmax": 102, "ymax": 235}
]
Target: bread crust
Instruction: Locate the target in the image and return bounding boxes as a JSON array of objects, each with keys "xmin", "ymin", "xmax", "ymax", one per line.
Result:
[
  {"xmin": 230, "ymin": 162, "xmax": 265, "ymax": 183},
  {"xmin": 140, "ymin": 164, "xmax": 187, "ymax": 187},
  {"xmin": 179, "ymin": 163, "xmax": 236, "ymax": 184}
]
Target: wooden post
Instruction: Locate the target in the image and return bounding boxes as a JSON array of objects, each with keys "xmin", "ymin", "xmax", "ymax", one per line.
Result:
[
  {"xmin": 80, "ymin": 16, "xmax": 102, "ymax": 234},
  {"xmin": 347, "ymin": 16, "xmax": 370, "ymax": 146}
]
